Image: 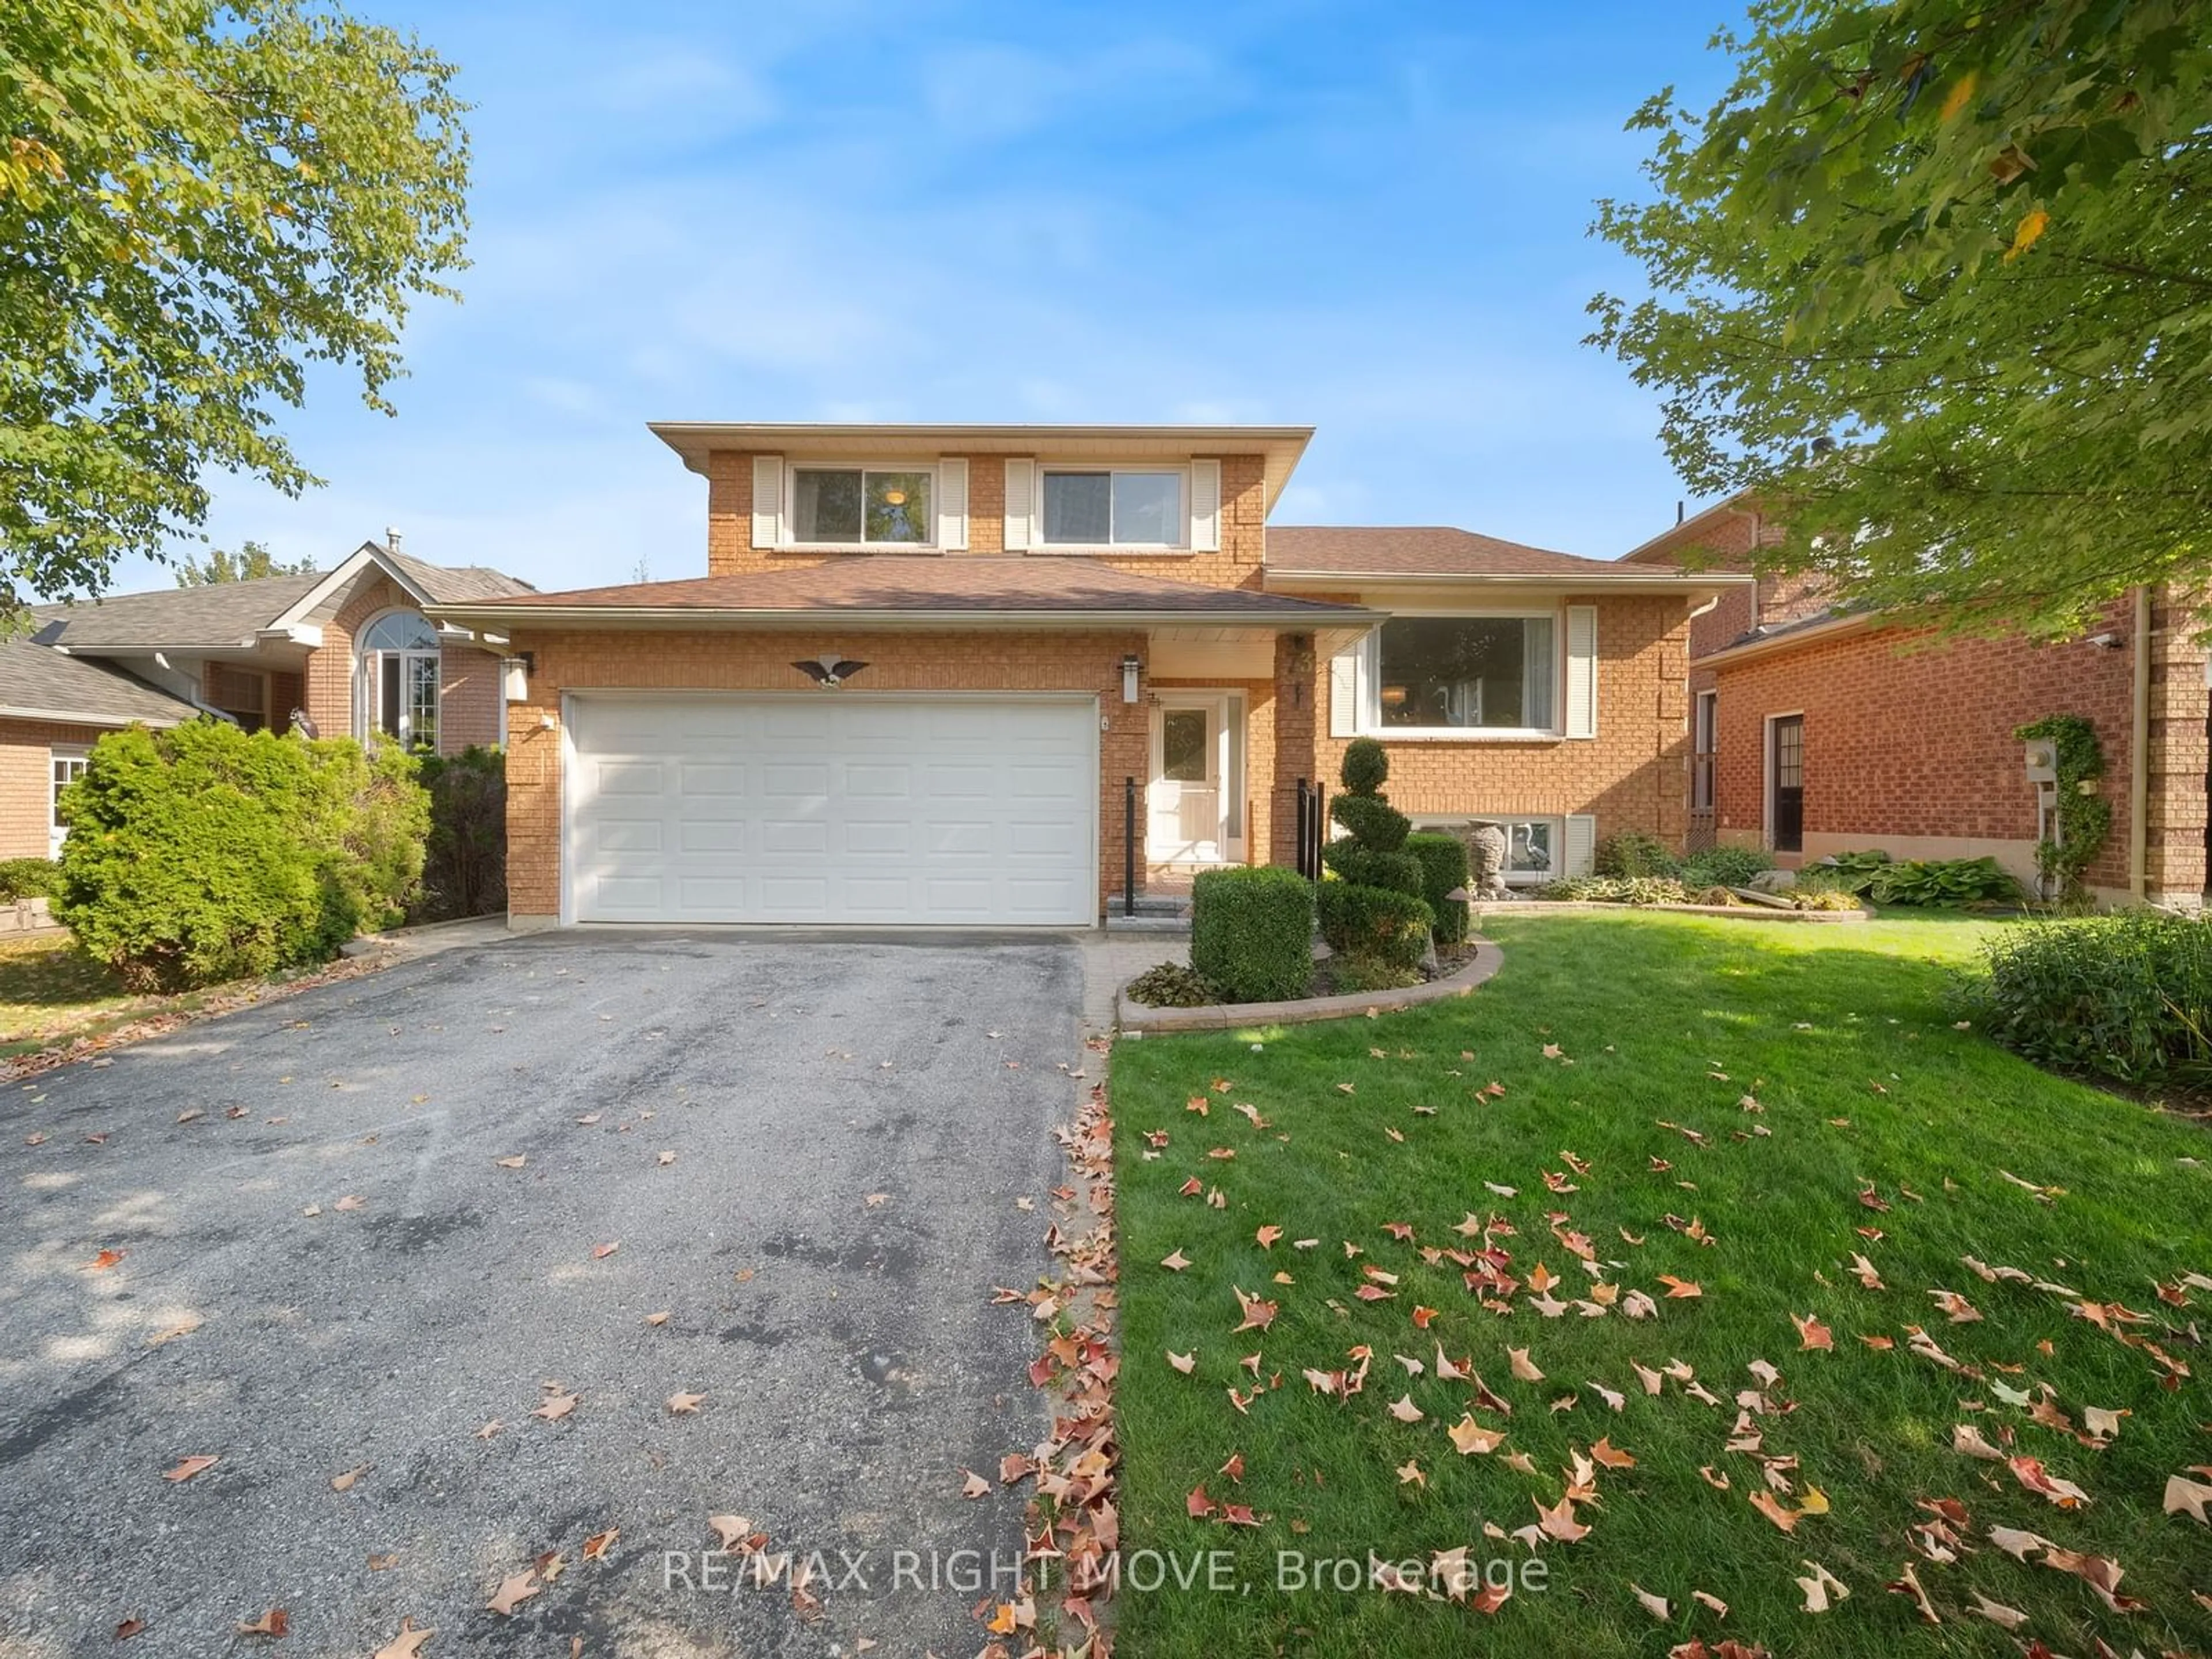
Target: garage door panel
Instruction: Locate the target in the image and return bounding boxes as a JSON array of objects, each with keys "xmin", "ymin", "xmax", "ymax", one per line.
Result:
[{"xmin": 569, "ymin": 696, "xmax": 1094, "ymax": 925}]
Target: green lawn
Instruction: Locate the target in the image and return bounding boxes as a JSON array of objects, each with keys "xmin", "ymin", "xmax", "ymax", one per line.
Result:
[
  {"xmin": 0, "ymin": 934, "xmax": 149, "ymax": 1059},
  {"xmin": 1108, "ymin": 911, "xmax": 2212, "ymax": 1657}
]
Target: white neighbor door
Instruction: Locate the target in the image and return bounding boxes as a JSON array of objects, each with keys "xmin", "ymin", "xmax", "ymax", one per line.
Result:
[
  {"xmin": 566, "ymin": 695, "xmax": 1096, "ymax": 925},
  {"xmin": 1147, "ymin": 695, "xmax": 1241, "ymax": 863}
]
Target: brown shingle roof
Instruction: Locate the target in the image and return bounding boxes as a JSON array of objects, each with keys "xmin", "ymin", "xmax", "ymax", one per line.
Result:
[
  {"xmin": 1268, "ymin": 525, "xmax": 1684, "ymax": 579},
  {"xmin": 30, "ymin": 574, "xmax": 322, "ymax": 649},
  {"xmin": 454, "ymin": 557, "xmax": 1371, "ymax": 619},
  {"xmin": 0, "ymin": 641, "xmax": 200, "ymax": 726}
]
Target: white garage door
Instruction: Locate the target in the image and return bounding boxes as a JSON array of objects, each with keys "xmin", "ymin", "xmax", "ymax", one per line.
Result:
[{"xmin": 566, "ymin": 695, "xmax": 1097, "ymax": 925}]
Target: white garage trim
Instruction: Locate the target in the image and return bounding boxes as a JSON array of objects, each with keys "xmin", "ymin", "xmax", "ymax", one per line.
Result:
[{"xmin": 559, "ymin": 691, "xmax": 1100, "ymax": 927}]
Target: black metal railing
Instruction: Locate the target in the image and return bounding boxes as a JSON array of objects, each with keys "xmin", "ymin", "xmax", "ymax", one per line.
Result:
[
  {"xmin": 1123, "ymin": 776, "xmax": 1137, "ymax": 916},
  {"xmin": 1294, "ymin": 778, "xmax": 1327, "ymax": 880}
]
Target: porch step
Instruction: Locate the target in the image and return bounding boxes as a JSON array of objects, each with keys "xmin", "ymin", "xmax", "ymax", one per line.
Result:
[
  {"xmin": 1105, "ymin": 893, "xmax": 1190, "ymax": 918},
  {"xmin": 1104, "ymin": 913, "xmax": 1192, "ymax": 935}
]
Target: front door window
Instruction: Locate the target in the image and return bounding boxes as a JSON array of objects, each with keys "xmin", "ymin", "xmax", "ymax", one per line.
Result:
[{"xmin": 1149, "ymin": 699, "xmax": 1242, "ymax": 863}]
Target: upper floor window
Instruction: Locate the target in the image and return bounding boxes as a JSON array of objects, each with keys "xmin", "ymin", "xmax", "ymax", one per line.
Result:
[
  {"xmin": 791, "ymin": 467, "xmax": 933, "ymax": 546},
  {"xmin": 361, "ymin": 610, "xmax": 440, "ymax": 752},
  {"xmin": 1373, "ymin": 615, "xmax": 1556, "ymax": 733},
  {"xmin": 1041, "ymin": 468, "xmax": 1184, "ymax": 547}
]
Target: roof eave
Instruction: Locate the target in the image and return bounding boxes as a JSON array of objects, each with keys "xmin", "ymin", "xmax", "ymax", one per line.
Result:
[
  {"xmin": 1698, "ymin": 612, "xmax": 1874, "ymax": 669},
  {"xmin": 425, "ymin": 603, "xmax": 1382, "ymax": 632},
  {"xmin": 1263, "ymin": 569, "xmax": 1756, "ymax": 595},
  {"xmin": 0, "ymin": 703, "xmax": 192, "ymax": 729}
]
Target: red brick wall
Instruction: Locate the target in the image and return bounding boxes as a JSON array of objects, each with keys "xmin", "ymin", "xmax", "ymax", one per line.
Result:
[
  {"xmin": 703, "ymin": 451, "xmax": 1269, "ymax": 589},
  {"xmin": 305, "ymin": 574, "xmax": 503, "ymax": 756},
  {"xmin": 1709, "ymin": 608, "xmax": 2160, "ymax": 894},
  {"xmin": 501, "ymin": 627, "xmax": 1150, "ymax": 919},
  {"xmin": 438, "ymin": 645, "xmax": 503, "ymax": 752}
]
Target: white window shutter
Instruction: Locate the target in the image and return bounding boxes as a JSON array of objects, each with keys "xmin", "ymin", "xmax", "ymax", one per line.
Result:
[
  {"xmin": 936, "ymin": 457, "xmax": 968, "ymax": 550},
  {"xmin": 1565, "ymin": 604, "xmax": 1598, "ymax": 738},
  {"xmin": 1564, "ymin": 814, "xmax": 1597, "ymax": 876},
  {"xmin": 1328, "ymin": 647, "xmax": 1362, "ymax": 738},
  {"xmin": 752, "ymin": 455, "xmax": 785, "ymax": 549},
  {"xmin": 1188, "ymin": 459, "xmax": 1221, "ymax": 552},
  {"xmin": 1003, "ymin": 459, "xmax": 1035, "ymax": 551}
]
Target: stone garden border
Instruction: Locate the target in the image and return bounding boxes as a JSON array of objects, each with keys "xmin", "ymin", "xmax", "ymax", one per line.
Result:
[{"xmin": 1118, "ymin": 937, "xmax": 1505, "ymax": 1033}]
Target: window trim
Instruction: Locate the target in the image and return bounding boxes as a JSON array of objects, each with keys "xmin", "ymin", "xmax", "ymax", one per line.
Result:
[
  {"xmin": 1362, "ymin": 607, "xmax": 1565, "ymax": 741},
  {"xmin": 1032, "ymin": 462, "xmax": 1190, "ymax": 553},
  {"xmin": 50, "ymin": 744, "xmax": 89, "ymax": 857},
  {"xmin": 781, "ymin": 460, "xmax": 941, "ymax": 552},
  {"xmin": 356, "ymin": 606, "xmax": 443, "ymax": 753}
]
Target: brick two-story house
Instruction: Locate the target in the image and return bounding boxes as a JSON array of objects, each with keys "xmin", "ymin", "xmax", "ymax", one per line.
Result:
[
  {"xmin": 1, "ymin": 541, "xmax": 532, "ymax": 861},
  {"xmin": 426, "ymin": 423, "xmax": 1743, "ymax": 929},
  {"xmin": 1624, "ymin": 495, "xmax": 2209, "ymax": 908}
]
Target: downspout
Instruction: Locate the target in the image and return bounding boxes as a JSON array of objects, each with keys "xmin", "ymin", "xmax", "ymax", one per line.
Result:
[{"xmin": 2130, "ymin": 585, "xmax": 2151, "ymax": 904}]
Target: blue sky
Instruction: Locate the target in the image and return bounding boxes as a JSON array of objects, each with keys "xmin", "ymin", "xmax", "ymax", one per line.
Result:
[{"xmin": 131, "ymin": 0, "xmax": 1744, "ymax": 594}]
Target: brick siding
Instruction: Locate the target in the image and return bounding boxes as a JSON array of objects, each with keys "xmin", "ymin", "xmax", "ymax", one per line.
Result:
[
  {"xmin": 1709, "ymin": 595, "xmax": 2209, "ymax": 899},
  {"xmin": 0, "ymin": 718, "xmax": 109, "ymax": 861}
]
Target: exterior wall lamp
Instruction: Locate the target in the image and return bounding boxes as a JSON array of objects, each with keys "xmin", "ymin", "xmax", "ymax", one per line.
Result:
[
  {"xmin": 502, "ymin": 652, "xmax": 535, "ymax": 703},
  {"xmin": 1120, "ymin": 654, "xmax": 1141, "ymax": 703}
]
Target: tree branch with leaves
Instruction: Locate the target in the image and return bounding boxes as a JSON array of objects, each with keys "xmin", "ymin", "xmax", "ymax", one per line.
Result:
[
  {"xmin": 1589, "ymin": 0, "xmax": 2212, "ymax": 635},
  {"xmin": 0, "ymin": 0, "xmax": 469, "ymax": 611}
]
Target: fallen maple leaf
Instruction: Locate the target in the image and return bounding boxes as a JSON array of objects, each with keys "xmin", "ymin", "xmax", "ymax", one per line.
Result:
[
  {"xmin": 236, "ymin": 1608, "xmax": 288, "ymax": 1637},
  {"xmin": 533, "ymin": 1393, "xmax": 578, "ymax": 1422},
  {"xmin": 487, "ymin": 1570, "xmax": 541, "ymax": 1616},
  {"xmin": 643, "ymin": 1311, "xmax": 671, "ymax": 1327},
  {"xmin": 1255, "ymin": 1225, "xmax": 1283, "ymax": 1248},
  {"xmin": 330, "ymin": 1464, "xmax": 369, "ymax": 1491},
  {"xmin": 581, "ymin": 1528, "xmax": 618, "ymax": 1559},
  {"xmin": 1590, "ymin": 1437, "xmax": 1635, "ymax": 1469},
  {"xmin": 1397, "ymin": 1459, "xmax": 1425, "ymax": 1487},
  {"xmin": 1232, "ymin": 1286, "xmax": 1278, "ymax": 1332},
  {"xmin": 1166, "ymin": 1350, "xmax": 1196, "ymax": 1374},
  {"xmin": 667, "ymin": 1391, "xmax": 707, "ymax": 1414},
  {"xmin": 1160, "ymin": 1248, "xmax": 1191, "ymax": 1271},
  {"xmin": 373, "ymin": 1618, "xmax": 434, "ymax": 1658},
  {"xmin": 1965, "ymin": 1591, "xmax": 2029, "ymax": 1630},
  {"xmin": 1630, "ymin": 1584, "xmax": 1671, "ymax": 1620},
  {"xmin": 1796, "ymin": 1560, "xmax": 1849, "ymax": 1612},
  {"xmin": 1448, "ymin": 1415, "xmax": 1506, "ymax": 1455},
  {"xmin": 1748, "ymin": 1490, "xmax": 1799, "ymax": 1533},
  {"xmin": 1887, "ymin": 1562, "xmax": 1940, "ymax": 1624},
  {"xmin": 1533, "ymin": 1494, "xmax": 1589, "ymax": 1543},
  {"xmin": 494, "ymin": 1154, "xmax": 526, "ymax": 1169},
  {"xmin": 1186, "ymin": 1483, "xmax": 1214, "ymax": 1518},
  {"xmin": 1509, "ymin": 1346, "xmax": 1544, "ymax": 1382},
  {"xmin": 961, "ymin": 1469, "xmax": 990, "ymax": 1498},
  {"xmin": 2164, "ymin": 1472, "xmax": 2212, "ymax": 1524},
  {"xmin": 707, "ymin": 1515, "xmax": 754, "ymax": 1551},
  {"xmin": 84, "ymin": 1248, "xmax": 125, "ymax": 1272},
  {"xmin": 1793, "ymin": 1313, "xmax": 1833, "ymax": 1352},
  {"xmin": 163, "ymin": 1455, "xmax": 218, "ymax": 1483},
  {"xmin": 1657, "ymin": 1275, "xmax": 1702, "ymax": 1299},
  {"xmin": 590, "ymin": 1240, "xmax": 619, "ymax": 1259},
  {"xmin": 334, "ymin": 1195, "xmax": 365, "ymax": 1212},
  {"xmin": 1387, "ymin": 1393, "xmax": 1424, "ymax": 1423},
  {"xmin": 115, "ymin": 1618, "xmax": 145, "ymax": 1641}
]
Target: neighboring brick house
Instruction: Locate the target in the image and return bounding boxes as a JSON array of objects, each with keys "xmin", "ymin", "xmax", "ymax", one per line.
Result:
[
  {"xmin": 426, "ymin": 422, "xmax": 1744, "ymax": 929},
  {"xmin": 1, "ymin": 541, "xmax": 532, "ymax": 862},
  {"xmin": 1623, "ymin": 495, "xmax": 2209, "ymax": 907}
]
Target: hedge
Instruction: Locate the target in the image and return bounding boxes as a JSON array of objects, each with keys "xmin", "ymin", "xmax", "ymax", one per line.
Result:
[
  {"xmin": 55, "ymin": 722, "xmax": 427, "ymax": 991},
  {"xmin": 0, "ymin": 858, "xmax": 57, "ymax": 903},
  {"xmin": 1404, "ymin": 832, "xmax": 1470, "ymax": 944},
  {"xmin": 1317, "ymin": 882, "xmax": 1434, "ymax": 970},
  {"xmin": 1189, "ymin": 866, "xmax": 1316, "ymax": 1003},
  {"xmin": 1319, "ymin": 842, "xmax": 1424, "ymax": 897},
  {"xmin": 414, "ymin": 745, "xmax": 506, "ymax": 921}
]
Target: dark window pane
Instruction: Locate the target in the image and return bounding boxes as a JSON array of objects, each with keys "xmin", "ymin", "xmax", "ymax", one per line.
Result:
[
  {"xmin": 1043, "ymin": 472, "xmax": 1111, "ymax": 543},
  {"xmin": 865, "ymin": 471, "xmax": 931, "ymax": 543},
  {"xmin": 378, "ymin": 660, "xmax": 402, "ymax": 738},
  {"xmin": 1161, "ymin": 709, "xmax": 1209, "ymax": 781},
  {"xmin": 1376, "ymin": 617, "xmax": 1554, "ymax": 729},
  {"xmin": 793, "ymin": 469, "xmax": 863, "ymax": 541}
]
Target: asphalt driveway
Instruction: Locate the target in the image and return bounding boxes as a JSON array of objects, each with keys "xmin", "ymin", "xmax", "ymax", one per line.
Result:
[{"xmin": 0, "ymin": 931, "xmax": 1083, "ymax": 1657}]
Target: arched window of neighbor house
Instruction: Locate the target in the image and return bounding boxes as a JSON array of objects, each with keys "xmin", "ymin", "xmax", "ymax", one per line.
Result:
[{"xmin": 359, "ymin": 610, "xmax": 441, "ymax": 752}]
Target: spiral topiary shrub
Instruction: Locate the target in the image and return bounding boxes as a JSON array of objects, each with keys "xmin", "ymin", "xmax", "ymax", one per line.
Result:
[{"xmin": 1317, "ymin": 882, "xmax": 1435, "ymax": 969}]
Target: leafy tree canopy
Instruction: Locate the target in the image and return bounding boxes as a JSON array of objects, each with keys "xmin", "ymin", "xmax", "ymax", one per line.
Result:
[
  {"xmin": 1590, "ymin": 0, "xmax": 2211, "ymax": 634},
  {"xmin": 1, "ymin": 0, "xmax": 468, "ymax": 611},
  {"xmin": 175, "ymin": 537, "xmax": 318, "ymax": 585}
]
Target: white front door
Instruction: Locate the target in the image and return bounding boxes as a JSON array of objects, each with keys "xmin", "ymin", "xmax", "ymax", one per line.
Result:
[
  {"xmin": 565, "ymin": 694, "xmax": 1097, "ymax": 925},
  {"xmin": 1147, "ymin": 696, "xmax": 1241, "ymax": 863}
]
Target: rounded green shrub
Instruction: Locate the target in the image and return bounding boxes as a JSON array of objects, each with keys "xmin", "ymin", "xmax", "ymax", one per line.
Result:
[
  {"xmin": 1678, "ymin": 844, "xmax": 1776, "ymax": 888},
  {"xmin": 1320, "ymin": 842, "xmax": 1423, "ymax": 896},
  {"xmin": 1126, "ymin": 961, "xmax": 1225, "ymax": 1008},
  {"xmin": 55, "ymin": 722, "xmax": 429, "ymax": 992},
  {"xmin": 1317, "ymin": 882, "xmax": 1434, "ymax": 969},
  {"xmin": 1961, "ymin": 910, "xmax": 2212, "ymax": 1089},
  {"xmin": 0, "ymin": 858, "xmax": 58, "ymax": 902},
  {"xmin": 1189, "ymin": 866, "xmax": 1316, "ymax": 1003},
  {"xmin": 1403, "ymin": 832, "xmax": 1471, "ymax": 944},
  {"xmin": 414, "ymin": 745, "xmax": 506, "ymax": 920},
  {"xmin": 1328, "ymin": 793, "xmax": 1411, "ymax": 852},
  {"xmin": 1339, "ymin": 736, "xmax": 1389, "ymax": 796},
  {"xmin": 1596, "ymin": 830, "xmax": 1679, "ymax": 879}
]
